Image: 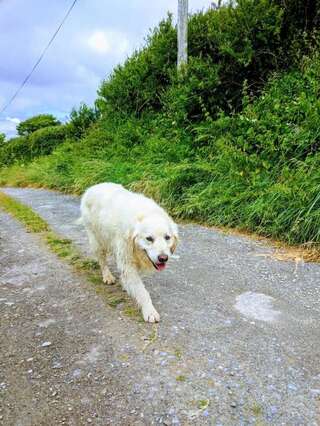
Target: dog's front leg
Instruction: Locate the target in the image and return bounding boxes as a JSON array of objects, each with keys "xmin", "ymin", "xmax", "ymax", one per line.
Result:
[{"xmin": 120, "ymin": 266, "xmax": 160, "ymax": 323}]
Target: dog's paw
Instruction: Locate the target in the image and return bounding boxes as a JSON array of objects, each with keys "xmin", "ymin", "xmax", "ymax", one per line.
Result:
[
  {"xmin": 102, "ymin": 269, "xmax": 116, "ymax": 285},
  {"xmin": 142, "ymin": 305, "xmax": 160, "ymax": 323}
]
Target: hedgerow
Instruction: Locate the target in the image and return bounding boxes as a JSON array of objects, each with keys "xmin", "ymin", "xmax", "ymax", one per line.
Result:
[{"xmin": 0, "ymin": 125, "xmax": 68, "ymax": 166}]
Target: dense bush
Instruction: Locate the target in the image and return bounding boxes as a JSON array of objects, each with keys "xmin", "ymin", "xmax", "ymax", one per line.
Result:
[
  {"xmin": 0, "ymin": 136, "xmax": 30, "ymax": 165},
  {"xmin": 0, "ymin": 125, "xmax": 67, "ymax": 166},
  {"xmin": 97, "ymin": 0, "xmax": 320, "ymax": 124},
  {"xmin": 274, "ymin": 0, "xmax": 320, "ymax": 61},
  {"xmin": 0, "ymin": 107, "xmax": 96, "ymax": 165},
  {"xmin": 97, "ymin": 0, "xmax": 284, "ymax": 120},
  {"xmin": 96, "ymin": 16, "xmax": 176, "ymax": 116},
  {"xmin": 67, "ymin": 103, "xmax": 99, "ymax": 139},
  {"xmin": 0, "ymin": 133, "xmax": 5, "ymax": 145},
  {"xmin": 17, "ymin": 114, "xmax": 60, "ymax": 136},
  {"xmin": 29, "ymin": 125, "xmax": 68, "ymax": 157}
]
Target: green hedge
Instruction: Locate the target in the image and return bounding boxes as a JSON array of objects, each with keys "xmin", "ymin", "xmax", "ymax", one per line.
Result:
[
  {"xmin": 29, "ymin": 125, "xmax": 68, "ymax": 157},
  {"xmin": 0, "ymin": 136, "xmax": 31, "ymax": 165},
  {"xmin": 0, "ymin": 125, "xmax": 68, "ymax": 166},
  {"xmin": 97, "ymin": 1, "xmax": 283, "ymax": 120}
]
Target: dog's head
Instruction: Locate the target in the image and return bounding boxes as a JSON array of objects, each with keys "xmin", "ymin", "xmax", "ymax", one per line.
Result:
[{"xmin": 132, "ymin": 213, "xmax": 178, "ymax": 271}]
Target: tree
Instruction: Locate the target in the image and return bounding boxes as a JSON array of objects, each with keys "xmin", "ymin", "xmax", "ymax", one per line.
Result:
[
  {"xmin": 0, "ymin": 133, "xmax": 5, "ymax": 146},
  {"xmin": 68, "ymin": 103, "xmax": 98, "ymax": 139},
  {"xmin": 17, "ymin": 114, "xmax": 60, "ymax": 136}
]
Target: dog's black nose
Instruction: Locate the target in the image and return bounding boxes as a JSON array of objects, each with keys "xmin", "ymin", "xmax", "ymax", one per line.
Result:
[{"xmin": 158, "ymin": 254, "xmax": 168, "ymax": 263}]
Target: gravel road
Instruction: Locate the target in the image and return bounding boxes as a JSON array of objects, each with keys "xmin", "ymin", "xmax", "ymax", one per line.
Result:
[{"xmin": 1, "ymin": 187, "xmax": 320, "ymax": 425}]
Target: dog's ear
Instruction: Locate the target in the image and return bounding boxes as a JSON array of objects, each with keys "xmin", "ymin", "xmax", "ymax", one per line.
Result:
[
  {"xmin": 124, "ymin": 226, "xmax": 137, "ymax": 257},
  {"xmin": 170, "ymin": 235, "xmax": 178, "ymax": 254},
  {"xmin": 131, "ymin": 228, "xmax": 137, "ymax": 244},
  {"xmin": 170, "ymin": 223, "xmax": 179, "ymax": 254},
  {"xmin": 130, "ymin": 226, "xmax": 140, "ymax": 253}
]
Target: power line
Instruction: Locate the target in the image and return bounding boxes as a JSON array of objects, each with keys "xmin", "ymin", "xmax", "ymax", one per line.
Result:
[{"xmin": 0, "ymin": 0, "xmax": 79, "ymax": 115}]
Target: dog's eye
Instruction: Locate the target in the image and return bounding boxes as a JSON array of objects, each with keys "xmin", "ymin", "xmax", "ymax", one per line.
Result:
[
  {"xmin": 146, "ymin": 236, "xmax": 154, "ymax": 242},
  {"xmin": 164, "ymin": 235, "xmax": 171, "ymax": 241}
]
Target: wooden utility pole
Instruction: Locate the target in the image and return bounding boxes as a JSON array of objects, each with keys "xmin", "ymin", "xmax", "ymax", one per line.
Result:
[{"xmin": 177, "ymin": 0, "xmax": 188, "ymax": 70}]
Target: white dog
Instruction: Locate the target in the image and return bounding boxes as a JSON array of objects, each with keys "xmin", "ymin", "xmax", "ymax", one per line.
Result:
[{"xmin": 79, "ymin": 183, "xmax": 178, "ymax": 322}]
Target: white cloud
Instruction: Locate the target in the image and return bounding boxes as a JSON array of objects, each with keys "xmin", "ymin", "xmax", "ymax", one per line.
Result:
[
  {"xmin": 6, "ymin": 117, "xmax": 20, "ymax": 124},
  {"xmin": 88, "ymin": 31, "xmax": 110, "ymax": 54},
  {"xmin": 87, "ymin": 30, "xmax": 130, "ymax": 57},
  {"xmin": 0, "ymin": 116, "xmax": 20, "ymax": 138}
]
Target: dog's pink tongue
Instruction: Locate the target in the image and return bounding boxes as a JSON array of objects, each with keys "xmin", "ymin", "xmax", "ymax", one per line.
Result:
[{"xmin": 156, "ymin": 263, "xmax": 166, "ymax": 271}]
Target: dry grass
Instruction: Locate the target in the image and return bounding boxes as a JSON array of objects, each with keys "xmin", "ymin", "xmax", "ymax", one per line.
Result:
[{"xmin": 186, "ymin": 220, "xmax": 320, "ymax": 263}]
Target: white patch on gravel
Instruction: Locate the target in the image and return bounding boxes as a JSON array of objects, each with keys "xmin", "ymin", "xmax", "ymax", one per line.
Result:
[
  {"xmin": 234, "ymin": 291, "xmax": 280, "ymax": 322},
  {"xmin": 22, "ymin": 285, "xmax": 46, "ymax": 295},
  {"xmin": 72, "ymin": 368, "xmax": 82, "ymax": 378},
  {"xmin": 38, "ymin": 319, "xmax": 56, "ymax": 328},
  {"xmin": 84, "ymin": 345, "xmax": 101, "ymax": 364}
]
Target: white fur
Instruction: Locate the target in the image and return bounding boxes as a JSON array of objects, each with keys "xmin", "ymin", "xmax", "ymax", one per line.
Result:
[{"xmin": 79, "ymin": 182, "xmax": 178, "ymax": 322}]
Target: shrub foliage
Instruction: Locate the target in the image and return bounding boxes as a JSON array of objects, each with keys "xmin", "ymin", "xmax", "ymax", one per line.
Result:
[
  {"xmin": 0, "ymin": 125, "xmax": 67, "ymax": 166},
  {"xmin": 17, "ymin": 114, "xmax": 60, "ymax": 136}
]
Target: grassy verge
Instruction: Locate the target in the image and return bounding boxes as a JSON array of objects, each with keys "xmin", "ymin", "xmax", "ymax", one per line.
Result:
[
  {"xmin": 0, "ymin": 191, "xmax": 142, "ymax": 320},
  {"xmin": 0, "ymin": 191, "xmax": 49, "ymax": 232}
]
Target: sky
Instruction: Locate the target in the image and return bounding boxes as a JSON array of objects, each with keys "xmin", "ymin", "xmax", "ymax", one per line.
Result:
[{"xmin": 0, "ymin": 0, "xmax": 214, "ymax": 139}]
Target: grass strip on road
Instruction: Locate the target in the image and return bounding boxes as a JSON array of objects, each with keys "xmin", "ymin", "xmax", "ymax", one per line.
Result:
[
  {"xmin": 0, "ymin": 191, "xmax": 49, "ymax": 233},
  {"xmin": 0, "ymin": 190, "xmax": 142, "ymax": 320}
]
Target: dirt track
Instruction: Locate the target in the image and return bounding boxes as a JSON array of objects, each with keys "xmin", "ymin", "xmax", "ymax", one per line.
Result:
[{"xmin": 1, "ymin": 187, "xmax": 320, "ymax": 425}]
